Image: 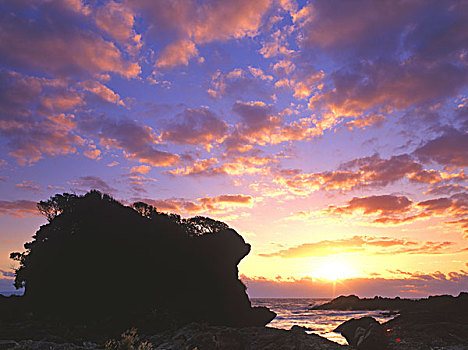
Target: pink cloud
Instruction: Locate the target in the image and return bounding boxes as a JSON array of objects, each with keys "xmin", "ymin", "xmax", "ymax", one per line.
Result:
[
  {"xmin": 68, "ymin": 176, "xmax": 117, "ymax": 195},
  {"xmin": 128, "ymin": 0, "xmax": 271, "ymax": 69},
  {"xmin": 414, "ymin": 129, "xmax": 468, "ymax": 168},
  {"xmin": 1, "ymin": 116, "xmax": 84, "ymax": 165},
  {"xmin": 0, "ymin": 1, "xmax": 140, "ymax": 78},
  {"xmin": 162, "ymin": 108, "xmax": 228, "ymax": 146},
  {"xmin": 95, "ymin": 0, "xmax": 142, "ymax": 55},
  {"xmin": 0, "ymin": 200, "xmax": 39, "ymax": 217},
  {"xmin": 208, "ymin": 68, "xmax": 274, "ymax": 99},
  {"xmin": 155, "ymin": 39, "xmax": 198, "ymax": 68},
  {"xmin": 294, "ymin": 0, "xmax": 468, "ymax": 119},
  {"xmin": 79, "ymin": 115, "xmax": 179, "ymax": 167}
]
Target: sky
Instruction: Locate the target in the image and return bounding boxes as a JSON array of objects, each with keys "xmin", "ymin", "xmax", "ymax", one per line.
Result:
[{"xmin": 0, "ymin": 0, "xmax": 467, "ymax": 298}]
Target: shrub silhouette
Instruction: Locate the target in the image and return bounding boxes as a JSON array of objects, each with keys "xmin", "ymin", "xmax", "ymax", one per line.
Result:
[{"xmin": 11, "ymin": 191, "xmax": 275, "ymax": 328}]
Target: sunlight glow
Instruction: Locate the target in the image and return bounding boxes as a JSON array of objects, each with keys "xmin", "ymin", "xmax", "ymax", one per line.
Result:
[{"xmin": 315, "ymin": 257, "xmax": 358, "ymax": 281}]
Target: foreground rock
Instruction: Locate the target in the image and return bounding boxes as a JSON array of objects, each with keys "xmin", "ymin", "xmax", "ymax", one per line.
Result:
[
  {"xmin": 334, "ymin": 317, "xmax": 388, "ymax": 350},
  {"xmin": 383, "ymin": 306, "xmax": 468, "ymax": 350},
  {"xmin": 144, "ymin": 323, "xmax": 346, "ymax": 349},
  {"xmin": 4, "ymin": 324, "xmax": 346, "ymax": 350}
]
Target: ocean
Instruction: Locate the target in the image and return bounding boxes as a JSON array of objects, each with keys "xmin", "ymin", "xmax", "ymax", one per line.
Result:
[{"xmin": 251, "ymin": 298, "xmax": 396, "ymax": 345}]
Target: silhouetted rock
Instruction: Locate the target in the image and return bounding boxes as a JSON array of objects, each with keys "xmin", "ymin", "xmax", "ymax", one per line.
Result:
[
  {"xmin": 7, "ymin": 191, "xmax": 275, "ymax": 333},
  {"xmin": 334, "ymin": 317, "xmax": 388, "ymax": 349},
  {"xmin": 383, "ymin": 293, "xmax": 468, "ymax": 349},
  {"xmin": 311, "ymin": 295, "xmax": 414, "ymax": 311},
  {"xmin": 328, "ymin": 293, "xmax": 468, "ymax": 349}
]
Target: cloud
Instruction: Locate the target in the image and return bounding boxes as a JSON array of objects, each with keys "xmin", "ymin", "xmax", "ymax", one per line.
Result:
[
  {"xmin": 94, "ymin": 0, "xmax": 142, "ymax": 55},
  {"xmin": 197, "ymin": 194, "xmax": 253, "ymax": 210},
  {"xmin": 344, "ymin": 113, "xmax": 386, "ymax": 130},
  {"xmin": 259, "ymin": 28, "xmax": 295, "ymax": 58},
  {"xmin": 0, "ymin": 200, "xmax": 38, "ymax": 217},
  {"xmin": 274, "ymin": 153, "xmax": 464, "ymax": 195},
  {"xmin": 155, "ymin": 39, "xmax": 198, "ymax": 68},
  {"xmin": 169, "ymin": 156, "xmax": 276, "ymax": 177},
  {"xmin": 130, "ymin": 165, "xmax": 151, "ymax": 175},
  {"xmin": 208, "ymin": 68, "xmax": 274, "ymax": 99},
  {"xmin": 257, "ymin": 235, "xmax": 454, "ymax": 258},
  {"xmin": 0, "ymin": 114, "xmax": 84, "ymax": 165},
  {"xmin": 232, "ymin": 101, "xmax": 275, "ymax": 131},
  {"xmin": 137, "ymin": 193, "xmax": 253, "ymax": 214},
  {"xmin": 426, "ymin": 184, "xmax": 468, "ymax": 196},
  {"xmin": 0, "ymin": 70, "xmax": 43, "ymax": 120},
  {"xmin": 315, "ymin": 192, "xmax": 468, "ymax": 233},
  {"xmin": 414, "ymin": 129, "xmax": 468, "ymax": 168},
  {"xmin": 330, "ymin": 195, "xmax": 413, "ymax": 216},
  {"xmin": 221, "ymin": 100, "xmax": 312, "ymax": 153},
  {"xmin": 0, "ymin": 268, "xmax": 15, "ymax": 279},
  {"xmin": 295, "ymin": 0, "xmax": 468, "ymax": 120},
  {"xmin": 78, "ymin": 115, "xmax": 179, "ymax": 167},
  {"xmin": 16, "ymin": 181, "xmax": 40, "ymax": 192},
  {"xmin": 69, "ymin": 176, "xmax": 117, "ymax": 195},
  {"xmin": 242, "ymin": 271, "xmax": 468, "ymax": 298},
  {"xmin": 259, "ymin": 236, "xmax": 458, "ymax": 258},
  {"xmin": 79, "ymin": 81, "xmax": 124, "ymax": 105},
  {"xmin": 162, "ymin": 108, "xmax": 228, "ymax": 147},
  {"xmin": 128, "ymin": 0, "xmax": 271, "ymax": 69},
  {"xmin": 0, "ymin": 1, "xmax": 140, "ymax": 78},
  {"xmin": 446, "ymin": 218, "xmax": 468, "ymax": 238}
]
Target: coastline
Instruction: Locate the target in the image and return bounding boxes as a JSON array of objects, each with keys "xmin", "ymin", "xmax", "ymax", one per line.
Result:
[{"xmin": 2, "ymin": 294, "xmax": 468, "ymax": 349}]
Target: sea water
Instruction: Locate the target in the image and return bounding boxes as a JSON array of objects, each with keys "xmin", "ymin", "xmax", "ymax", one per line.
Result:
[{"xmin": 251, "ymin": 298, "xmax": 396, "ymax": 345}]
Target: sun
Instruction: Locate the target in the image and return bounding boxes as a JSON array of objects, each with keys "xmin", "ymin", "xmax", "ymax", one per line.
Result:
[{"xmin": 316, "ymin": 258, "xmax": 357, "ymax": 281}]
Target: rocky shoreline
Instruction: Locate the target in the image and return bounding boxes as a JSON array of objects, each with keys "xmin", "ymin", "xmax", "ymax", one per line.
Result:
[
  {"xmin": 2, "ymin": 292, "xmax": 468, "ymax": 349},
  {"xmin": 2, "ymin": 320, "xmax": 468, "ymax": 350}
]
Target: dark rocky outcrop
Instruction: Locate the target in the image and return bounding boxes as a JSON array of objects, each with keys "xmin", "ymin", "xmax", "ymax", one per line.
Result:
[
  {"xmin": 5, "ymin": 191, "xmax": 275, "ymax": 338},
  {"xmin": 331, "ymin": 293, "xmax": 468, "ymax": 349},
  {"xmin": 311, "ymin": 295, "xmax": 414, "ymax": 311},
  {"xmin": 334, "ymin": 317, "xmax": 388, "ymax": 349}
]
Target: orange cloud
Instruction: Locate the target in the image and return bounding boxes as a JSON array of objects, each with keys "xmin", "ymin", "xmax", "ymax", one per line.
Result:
[
  {"xmin": 130, "ymin": 165, "xmax": 151, "ymax": 175},
  {"xmin": 328, "ymin": 195, "xmax": 413, "ymax": 216},
  {"xmin": 169, "ymin": 156, "xmax": 276, "ymax": 177},
  {"xmin": 259, "ymin": 235, "xmax": 456, "ymax": 259},
  {"xmin": 241, "ymin": 271, "xmax": 468, "ymax": 298}
]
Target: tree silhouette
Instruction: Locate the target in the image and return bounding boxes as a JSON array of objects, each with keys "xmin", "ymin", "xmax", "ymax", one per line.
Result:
[{"xmin": 10, "ymin": 191, "xmax": 275, "ymax": 329}]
